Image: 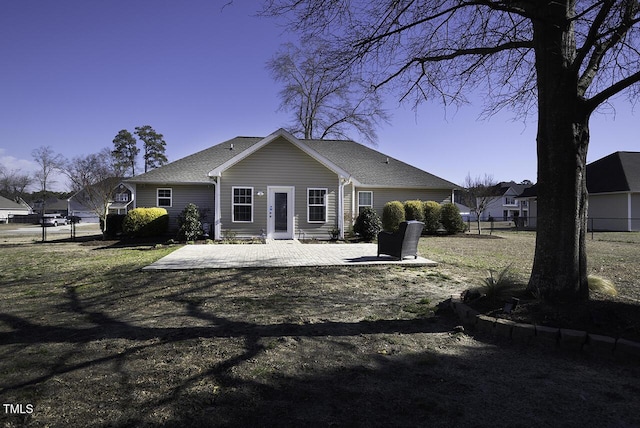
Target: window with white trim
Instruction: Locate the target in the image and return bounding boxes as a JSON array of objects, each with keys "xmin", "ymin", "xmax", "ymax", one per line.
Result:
[
  {"xmin": 157, "ymin": 188, "xmax": 172, "ymax": 207},
  {"xmin": 115, "ymin": 192, "xmax": 129, "ymax": 202},
  {"xmin": 504, "ymin": 196, "xmax": 517, "ymax": 206},
  {"xmin": 357, "ymin": 191, "xmax": 373, "ymax": 215},
  {"xmin": 307, "ymin": 188, "xmax": 327, "ymax": 223},
  {"xmin": 232, "ymin": 187, "xmax": 253, "ymax": 222}
]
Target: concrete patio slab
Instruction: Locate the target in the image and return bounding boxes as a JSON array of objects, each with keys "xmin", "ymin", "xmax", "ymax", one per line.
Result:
[{"xmin": 143, "ymin": 243, "xmax": 437, "ymax": 270}]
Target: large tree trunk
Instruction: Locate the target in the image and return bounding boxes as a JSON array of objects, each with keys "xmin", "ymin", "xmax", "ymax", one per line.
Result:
[{"xmin": 527, "ymin": 1, "xmax": 590, "ymax": 302}]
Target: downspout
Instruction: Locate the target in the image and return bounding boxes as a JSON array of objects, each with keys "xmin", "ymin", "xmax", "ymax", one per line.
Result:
[{"xmin": 339, "ymin": 176, "xmax": 352, "ymax": 239}]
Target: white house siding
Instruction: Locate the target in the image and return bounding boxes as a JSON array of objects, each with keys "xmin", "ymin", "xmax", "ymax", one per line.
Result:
[
  {"xmin": 588, "ymin": 193, "xmax": 630, "ymax": 231},
  {"xmin": 134, "ymin": 183, "xmax": 215, "ymax": 231},
  {"xmin": 356, "ymin": 188, "xmax": 452, "ymax": 217},
  {"xmin": 220, "ymin": 137, "xmax": 339, "ymax": 239},
  {"xmin": 0, "ymin": 208, "xmax": 30, "ymax": 223}
]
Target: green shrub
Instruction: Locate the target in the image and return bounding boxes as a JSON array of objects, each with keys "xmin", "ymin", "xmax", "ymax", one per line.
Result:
[
  {"xmin": 423, "ymin": 201, "xmax": 442, "ymax": 234},
  {"xmin": 177, "ymin": 203, "xmax": 202, "ymax": 241},
  {"xmin": 382, "ymin": 201, "xmax": 405, "ymax": 232},
  {"xmin": 404, "ymin": 200, "xmax": 425, "ymax": 222},
  {"xmin": 353, "ymin": 207, "xmax": 382, "ymax": 241},
  {"xmin": 440, "ymin": 203, "xmax": 465, "ymax": 234},
  {"xmin": 104, "ymin": 214, "xmax": 126, "ymax": 238},
  {"xmin": 123, "ymin": 207, "xmax": 169, "ymax": 238}
]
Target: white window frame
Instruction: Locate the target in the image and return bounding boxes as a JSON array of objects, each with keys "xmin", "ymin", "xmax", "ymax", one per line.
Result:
[
  {"xmin": 307, "ymin": 188, "xmax": 328, "ymax": 223},
  {"xmin": 504, "ymin": 196, "xmax": 517, "ymax": 206},
  {"xmin": 232, "ymin": 186, "xmax": 253, "ymax": 223},
  {"xmin": 157, "ymin": 188, "xmax": 172, "ymax": 207},
  {"xmin": 115, "ymin": 192, "xmax": 129, "ymax": 202},
  {"xmin": 357, "ymin": 191, "xmax": 373, "ymax": 214}
]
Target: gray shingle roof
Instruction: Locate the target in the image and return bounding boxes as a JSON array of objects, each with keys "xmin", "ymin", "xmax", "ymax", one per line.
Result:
[
  {"xmin": 126, "ymin": 137, "xmax": 261, "ymax": 184},
  {"xmin": 587, "ymin": 151, "xmax": 640, "ymax": 193},
  {"xmin": 305, "ymin": 139, "xmax": 457, "ymax": 188},
  {"xmin": 126, "ymin": 132, "xmax": 457, "ymax": 189},
  {"xmin": 0, "ymin": 195, "xmax": 29, "ymax": 210}
]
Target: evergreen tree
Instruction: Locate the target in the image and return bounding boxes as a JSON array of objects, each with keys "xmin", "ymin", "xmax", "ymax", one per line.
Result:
[
  {"xmin": 112, "ymin": 129, "xmax": 139, "ymax": 176},
  {"xmin": 135, "ymin": 125, "xmax": 168, "ymax": 173}
]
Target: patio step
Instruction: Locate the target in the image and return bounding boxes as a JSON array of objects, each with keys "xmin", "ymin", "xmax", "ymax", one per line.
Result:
[{"xmin": 265, "ymin": 238, "xmax": 302, "ymax": 245}]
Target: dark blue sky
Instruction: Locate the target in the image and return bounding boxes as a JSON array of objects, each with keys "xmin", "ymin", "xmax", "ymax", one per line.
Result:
[{"xmin": 1, "ymin": 1, "xmax": 637, "ymax": 190}]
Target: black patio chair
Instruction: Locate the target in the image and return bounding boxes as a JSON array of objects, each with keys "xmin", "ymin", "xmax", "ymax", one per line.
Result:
[{"xmin": 377, "ymin": 220, "xmax": 425, "ymax": 260}]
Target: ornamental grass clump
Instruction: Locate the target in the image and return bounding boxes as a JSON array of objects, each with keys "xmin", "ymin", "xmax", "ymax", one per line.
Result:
[{"xmin": 588, "ymin": 275, "xmax": 618, "ymax": 296}]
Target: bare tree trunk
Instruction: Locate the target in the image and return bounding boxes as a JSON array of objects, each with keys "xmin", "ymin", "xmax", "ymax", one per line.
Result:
[{"xmin": 527, "ymin": 1, "xmax": 590, "ymax": 302}]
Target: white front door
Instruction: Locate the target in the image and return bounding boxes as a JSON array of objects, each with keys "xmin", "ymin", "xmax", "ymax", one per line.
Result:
[{"xmin": 267, "ymin": 186, "xmax": 294, "ymax": 239}]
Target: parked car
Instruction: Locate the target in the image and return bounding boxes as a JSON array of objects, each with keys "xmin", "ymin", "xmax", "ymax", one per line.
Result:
[
  {"xmin": 39, "ymin": 214, "xmax": 69, "ymax": 227},
  {"xmin": 66, "ymin": 215, "xmax": 82, "ymax": 224}
]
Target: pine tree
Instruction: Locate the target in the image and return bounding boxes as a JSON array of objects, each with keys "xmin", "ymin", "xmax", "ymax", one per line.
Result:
[
  {"xmin": 135, "ymin": 125, "xmax": 168, "ymax": 173},
  {"xmin": 112, "ymin": 129, "xmax": 139, "ymax": 176}
]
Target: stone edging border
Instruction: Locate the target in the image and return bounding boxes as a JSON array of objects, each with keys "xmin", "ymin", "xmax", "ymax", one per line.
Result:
[{"xmin": 449, "ymin": 295, "xmax": 640, "ymax": 362}]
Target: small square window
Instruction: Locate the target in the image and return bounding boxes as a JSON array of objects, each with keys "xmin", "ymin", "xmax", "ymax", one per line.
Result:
[{"xmin": 157, "ymin": 188, "xmax": 172, "ymax": 207}]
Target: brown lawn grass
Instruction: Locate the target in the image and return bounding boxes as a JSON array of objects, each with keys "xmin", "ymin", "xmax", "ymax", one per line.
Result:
[{"xmin": 0, "ymin": 233, "xmax": 639, "ymax": 427}]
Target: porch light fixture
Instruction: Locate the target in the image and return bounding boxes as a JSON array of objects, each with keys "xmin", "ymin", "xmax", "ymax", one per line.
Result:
[{"xmin": 256, "ymin": 190, "xmax": 265, "ymax": 196}]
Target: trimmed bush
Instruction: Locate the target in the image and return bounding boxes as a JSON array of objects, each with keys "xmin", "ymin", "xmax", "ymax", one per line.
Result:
[
  {"xmin": 177, "ymin": 203, "xmax": 202, "ymax": 241},
  {"xmin": 440, "ymin": 203, "xmax": 465, "ymax": 234},
  {"xmin": 423, "ymin": 201, "xmax": 442, "ymax": 235},
  {"xmin": 404, "ymin": 200, "xmax": 425, "ymax": 222},
  {"xmin": 382, "ymin": 201, "xmax": 406, "ymax": 232},
  {"xmin": 123, "ymin": 207, "xmax": 169, "ymax": 238},
  {"xmin": 353, "ymin": 207, "xmax": 382, "ymax": 242},
  {"xmin": 104, "ymin": 214, "xmax": 126, "ymax": 238}
]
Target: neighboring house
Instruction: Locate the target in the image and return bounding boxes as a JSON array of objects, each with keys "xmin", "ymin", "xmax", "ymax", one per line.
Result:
[
  {"xmin": 516, "ymin": 185, "xmax": 538, "ymax": 228},
  {"xmin": 67, "ymin": 181, "xmax": 133, "ymax": 223},
  {"xmin": 0, "ymin": 195, "xmax": 31, "ymax": 223},
  {"xmin": 461, "ymin": 181, "xmax": 533, "ymax": 222},
  {"xmin": 517, "ymin": 152, "xmax": 640, "ymax": 231},
  {"xmin": 125, "ymin": 128, "xmax": 457, "ymax": 240},
  {"xmin": 486, "ymin": 181, "xmax": 533, "ymax": 222},
  {"xmin": 30, "ymin": 198, "xmax": 69, "ymax": 215},
  {"xmin": 586, "ymin": 151, "xmax": 640, "ymax": 231}
]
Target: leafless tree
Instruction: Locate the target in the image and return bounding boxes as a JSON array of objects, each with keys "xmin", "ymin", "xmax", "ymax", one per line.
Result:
[
  {"xmin": 32, "ymin": 146, "xmax": 65, "ymax": 241},
  {"xmin": 65, "ymin": 148, "xmax": 126, "ymax": 237},
  {"xmin": 263, "ymin": 0, "xmax": 640, "ymax": 302},
  {"xmin": 0, "ymin": 167, "xmax": 33, "ymax": 200},
  {"xmin": 462, "ymin": 174, "xmax": 501, "ymax": 235},
  {"xmin": 267, "ymin": 41, "xmax": 390, "ymax": 145}
]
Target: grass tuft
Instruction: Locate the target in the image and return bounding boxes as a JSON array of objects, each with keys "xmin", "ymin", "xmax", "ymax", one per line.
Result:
[
  {"xmin": 479, "ymin": 265, "xmax": 523, "ymax": 300},
  {"xmin": 588, "ymin": 275, "xmax": 617, "ymax": 296}
]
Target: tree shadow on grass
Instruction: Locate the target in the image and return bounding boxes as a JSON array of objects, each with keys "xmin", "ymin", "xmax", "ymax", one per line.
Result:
[{"xmin": 2, "ymin": 268, "xmax": 640, "ymax": 427}]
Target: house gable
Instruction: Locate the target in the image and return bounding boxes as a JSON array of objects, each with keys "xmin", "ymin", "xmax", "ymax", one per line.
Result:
[
  {"xmin": 208, "ymin": 128, "xmax": 353, "ymax": 181},
  {"xmin": 218, "ymin": 135, "xmax": 342, "ymax": 238}
]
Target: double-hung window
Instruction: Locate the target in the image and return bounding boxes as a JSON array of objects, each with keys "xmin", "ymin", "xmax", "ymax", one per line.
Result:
[
  {"xmin": 307, "ymin": 188, "xmax": 327, "ymax": 223},
  {"xmin": 232, "ymin": 187, "xmax": 253, "ymax": 222},
  {"xmin": 357, "ymin": 191, "xmax": 373, "ymax": 214},
  {"xmin": 115, "ymin": 192, "xmax": 129, "ymax": 203},
  {"xmin": 157, "ymin": 188, "xmax": 172, "ymax": 207}
]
